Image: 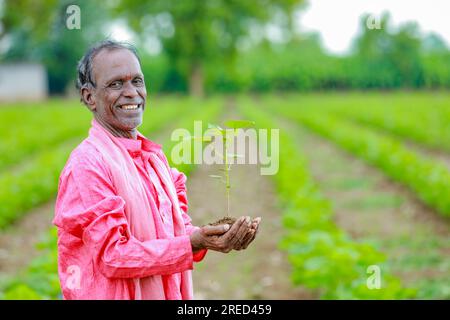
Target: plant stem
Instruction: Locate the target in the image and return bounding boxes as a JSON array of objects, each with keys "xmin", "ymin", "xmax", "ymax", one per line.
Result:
[{"xmin": 224, "ymin": 136, "xmax": 231, "ymax": 216}]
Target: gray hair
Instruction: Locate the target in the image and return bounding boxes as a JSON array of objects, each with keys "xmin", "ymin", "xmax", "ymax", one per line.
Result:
[{"xmin": 76, "ymin": 40, "xmax": 141, "ymax": 92}]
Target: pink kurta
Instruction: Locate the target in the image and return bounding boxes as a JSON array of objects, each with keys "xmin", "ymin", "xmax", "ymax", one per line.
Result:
[{"xmin": 53, "ymin": 120, "xmax": 206, "ymax": 300}]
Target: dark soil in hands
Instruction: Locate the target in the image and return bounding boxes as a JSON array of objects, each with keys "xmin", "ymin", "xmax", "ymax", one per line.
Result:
[{"xmin": 208, "ymin": 216, "xmax": 237, "ymax": 226}]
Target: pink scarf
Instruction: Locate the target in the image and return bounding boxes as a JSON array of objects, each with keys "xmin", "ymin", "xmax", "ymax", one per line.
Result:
[{"xmin": 87, "ymin": 119, "xmax": 193, "ymax": 299}]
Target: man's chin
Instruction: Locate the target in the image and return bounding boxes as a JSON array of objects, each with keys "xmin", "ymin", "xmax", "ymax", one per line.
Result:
[{"xmin": 123, "ymin": 119, "xmax": 143, "ymax": 131}]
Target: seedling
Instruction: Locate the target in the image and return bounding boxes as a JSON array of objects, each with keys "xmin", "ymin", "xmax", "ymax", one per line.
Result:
[
  {"xmin": 189, "ymin": 119, "xmax": 255, "ymax": 226},
  {"xmin": 211, "ymin": 119, "xmax": 256, "ymax": 226}
]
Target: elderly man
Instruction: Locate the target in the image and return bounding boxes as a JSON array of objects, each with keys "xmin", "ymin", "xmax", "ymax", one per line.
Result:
[{"xmin": 53, "ymin": 40, "xmax": 260, "ymax": 300}]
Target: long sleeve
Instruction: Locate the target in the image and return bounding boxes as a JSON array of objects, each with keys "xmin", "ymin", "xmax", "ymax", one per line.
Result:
[
  {"xmin": 54, "ymin": 155, "xmax": 195, "ymax": 279},
  {"xmin": 170, "ymin": 167, "xmax": 207, "ymax": 262}
]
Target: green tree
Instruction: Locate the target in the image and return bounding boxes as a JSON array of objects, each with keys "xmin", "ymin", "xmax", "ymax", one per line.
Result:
[
  {"xmin": 352, "ymin": 13, "xmax": 424, "ymax": 88},
  {"xmin": 421, "ymin": 33, "xmax": 450, "ymax": 87},
  {"xmin": 0, "ymin": 0, "xmax": 59, "ymax": 61},
  {"xmin": 0, "ymin": 0, "xmax": 59, "ymax": 41},
  {"xmin": 113, "ymin": 0, "xmax": 303, "ymax": 97},
  {"xmin": 1, "ymin": 0, "xmax": 107, "ymax": 94},
  {"xmin": 40, "ymin": 0, "xmax": 107, "ymax": 93}
]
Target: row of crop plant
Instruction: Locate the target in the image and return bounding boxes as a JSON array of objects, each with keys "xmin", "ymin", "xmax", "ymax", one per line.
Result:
[
  {"xmin": 238, "ymin": 97, "xmax": 415, "ymax": 299},
  {"xmin": 264, "ymin": 98, "xmax": 450, "ymax": 217}
]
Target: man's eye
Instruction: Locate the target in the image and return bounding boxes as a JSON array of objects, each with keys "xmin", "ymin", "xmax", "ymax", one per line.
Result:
[
  {"xmin": 133, "ymin": 78, "xmax": 144, "ymax": 86},
  {"xmin": 109, "ymin": 81, "xmax": 122, "ymax": 89}
]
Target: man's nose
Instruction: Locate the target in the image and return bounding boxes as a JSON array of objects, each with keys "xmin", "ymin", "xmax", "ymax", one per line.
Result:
[{"xmin": 121, "ymin": 81, "xmax": 139, "ymax": 98}]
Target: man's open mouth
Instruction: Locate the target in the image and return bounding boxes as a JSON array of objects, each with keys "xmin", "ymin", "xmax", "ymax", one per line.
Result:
[{"xmin": 118, "ymin": 104, "xmax": 142, "ymax": 110}]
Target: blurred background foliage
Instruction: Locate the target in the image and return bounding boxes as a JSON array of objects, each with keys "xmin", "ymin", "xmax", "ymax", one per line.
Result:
[{"xmin": 1, "ymin": 0, "xmax": 449, "ymax": 97}]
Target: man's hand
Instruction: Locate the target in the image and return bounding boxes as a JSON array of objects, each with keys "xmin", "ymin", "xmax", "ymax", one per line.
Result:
[
  {"xmin": 233, "ymin": 217, "xmax": 261, "ymax": 251},
  {"xmin": 190, "ymin": 216, "xmax": 254, "ymax": 253}
]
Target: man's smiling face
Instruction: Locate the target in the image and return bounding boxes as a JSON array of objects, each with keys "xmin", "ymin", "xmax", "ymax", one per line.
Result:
[{"xmin": 85, "ymin": 48, "xmax": 147, "ymax": 138}]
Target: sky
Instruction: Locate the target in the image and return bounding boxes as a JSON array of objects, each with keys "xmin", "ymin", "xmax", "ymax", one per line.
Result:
[{"xmin": 296, "ymin": 0, "xmax": 450, "ymax": 55}]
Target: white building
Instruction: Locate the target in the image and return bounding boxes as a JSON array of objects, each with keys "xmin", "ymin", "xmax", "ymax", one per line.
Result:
[{"xmin": 0, "ymin": 63, "xmax": 48, "ymax": 102}]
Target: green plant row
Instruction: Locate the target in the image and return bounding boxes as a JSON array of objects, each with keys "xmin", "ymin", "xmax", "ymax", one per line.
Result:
[
  {"xmin": 0, "ymin": 228, "xmax": 60, "ymax": 300},
  {"xmin": 278, "ymin": 92, "xmax": 450, "ymax": 152},
  {"xmin": 0, "ymin": 141, "xmax": 78, "ymax": 230},
  {"xmin": 272, "ymin": 104, "xmax": 450, "ymax": 217},
  {"xmin": 238, "ymin": 98, "xmax": 415, "ymax": 299},
  {"xmin": 0, "ymin": 103, "xmax": 91, "ymax": 172},
  {"xmin": 0, "ymin": 97, "xmax": 224, "ymax": 300},
  {"xmin": 258, "ymin": 93, "xmax": 450, "ymax": 152},
  {"xmin": 328, "ymin": 99, "xmax": 450, "ymax": 153},
  {"xmin": 0, "ymin": 100, "xmax": 81, "ymax": 130},
  {"xmin": 0, "ymin": 97, "xmax": 194, "ymax": 172},
  {"xmin": 0, "ymin": 99, "xmax": 191, "ymax": 230}
]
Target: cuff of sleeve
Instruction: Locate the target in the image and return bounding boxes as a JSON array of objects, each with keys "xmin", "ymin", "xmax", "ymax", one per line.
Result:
[{"xmin": 192, "ymin": 248, "xmax": 207, "ymax": 262}]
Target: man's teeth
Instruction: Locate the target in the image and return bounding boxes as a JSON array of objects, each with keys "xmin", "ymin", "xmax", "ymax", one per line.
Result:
[{"xmin": 121, "ymin": 104, "xmax": 139, "ymax": 110}]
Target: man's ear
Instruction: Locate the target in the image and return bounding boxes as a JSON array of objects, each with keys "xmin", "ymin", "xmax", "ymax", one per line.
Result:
[{"xmin": 81, "ymin": 86, "xmax": 96, "ymax": 112}]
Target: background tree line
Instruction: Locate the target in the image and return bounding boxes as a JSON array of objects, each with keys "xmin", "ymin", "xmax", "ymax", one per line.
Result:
[{"xmin": 1, "ymin": 0, "xmax": 449, "ymax": 96}]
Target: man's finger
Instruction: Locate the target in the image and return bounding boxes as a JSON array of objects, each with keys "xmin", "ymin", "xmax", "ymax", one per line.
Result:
[
  {"xmin": 240, "ymin": 218, "xmax": 260, "ymax": 250},
  {"xmin": 228, "ymin": 216, "xmax": 251, "ymax": 248},
  {"xmin": 221, "ymin": 217, "xmax": 245, "ymax": 250},
  {"xmin": 251, "ymin": 217, "xmax": 261, "ymax": 230},
  {"xmin": 242, "ymin": 230, "xmax": 256, "ymax": 250},
  {"xmin": 236, "ymin": 229, "xmax": 254, "ymax": 250},
  {"xmin": 202, "ymin": 224, "xmax": 230, "ymax": 236},
  {"xmin": 222, "ymin": 217, "xmax": 245, "ymax": 240}
]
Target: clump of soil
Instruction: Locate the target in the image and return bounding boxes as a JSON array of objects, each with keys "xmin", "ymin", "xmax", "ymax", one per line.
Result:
[{"xmin": 208, "ymin": 216, "xmax": 237, "ymax": 226}]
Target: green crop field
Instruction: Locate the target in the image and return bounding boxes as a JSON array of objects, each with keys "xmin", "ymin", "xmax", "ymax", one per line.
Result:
[{"xmin": 0, "ymin": 92, "xmax": 449, "ymax": 299}]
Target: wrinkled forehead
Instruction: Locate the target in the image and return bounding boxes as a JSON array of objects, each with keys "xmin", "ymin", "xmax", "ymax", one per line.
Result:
[{"xmin": 92, "ymin": 48, "xmax": 142, "ymax": 84}]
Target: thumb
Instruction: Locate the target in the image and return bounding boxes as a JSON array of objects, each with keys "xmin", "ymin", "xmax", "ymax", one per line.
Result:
[{"xmin": 202, "ymin": 224, "xmax": 230, "ymax": 236}]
